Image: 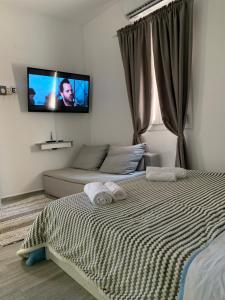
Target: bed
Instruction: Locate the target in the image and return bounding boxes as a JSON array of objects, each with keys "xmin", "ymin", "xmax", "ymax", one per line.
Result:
[{"xmin": 17, "ymin": 170, "xmax": 225, "ymax": 300}]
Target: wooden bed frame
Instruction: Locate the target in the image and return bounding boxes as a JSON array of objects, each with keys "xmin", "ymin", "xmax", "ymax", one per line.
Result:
[
  {"xmin": 46, "ymin": 246, "xmax": 109, "ymax": 300},
  {"xmin": 46, "ymin": 245, "xmax": 196, "ymax": 300}
]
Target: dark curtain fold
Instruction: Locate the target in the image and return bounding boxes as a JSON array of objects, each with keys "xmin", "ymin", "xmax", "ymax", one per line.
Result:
[
  {"xmin": 151, "ymin": 0, "xmax": 194, "ymax": 168},
  {"xmin": 117, "ymin": 21, "xmax": 152, "ymax": 144}
]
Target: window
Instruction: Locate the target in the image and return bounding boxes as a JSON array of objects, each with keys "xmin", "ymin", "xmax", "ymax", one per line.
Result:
[
  {"xmin": 149, "ymin": 29, "xmax": 163, "ymax": 129},
  {"xmin": 150, "ymin": 58, "xmax": 163, "ymax": 126}
]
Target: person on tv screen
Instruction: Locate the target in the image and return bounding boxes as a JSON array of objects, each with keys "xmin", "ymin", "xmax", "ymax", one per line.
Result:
[
  {"xmin": 57, "ymin": 78, "xmax": 83, "ymax": 110},
  {"xmin": 59, "ymin": 79, "xmax": 74, "ymax": 106},
  {"xmin": 29, "ymin": 88, "xmax": 36, "ymax": 106}
]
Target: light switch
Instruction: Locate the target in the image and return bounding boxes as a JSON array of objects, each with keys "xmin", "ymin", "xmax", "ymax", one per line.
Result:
[
  {"xmin": 6, "ymin": 88, "xmax": 13, "ymax": 95},
  {"xmin": 0, "ymin": 86, "xmax": 7, "ymax": 95}
]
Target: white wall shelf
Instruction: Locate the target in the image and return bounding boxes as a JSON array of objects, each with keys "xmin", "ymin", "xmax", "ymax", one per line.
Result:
[{"xmin": 37, "ymin": 141, "xmax": 73, "ymax": 151}]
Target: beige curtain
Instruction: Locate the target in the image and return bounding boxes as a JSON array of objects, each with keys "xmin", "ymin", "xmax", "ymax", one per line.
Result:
[
  {"xmin": 152, "ymin": 0, "xmax": 194, "ymax": 168},
  {"xmin": 117, "ymin": 20, "xmax": 152, "ymax": 144}
]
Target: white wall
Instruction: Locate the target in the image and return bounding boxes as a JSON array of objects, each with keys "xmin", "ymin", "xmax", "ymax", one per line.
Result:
[
  {"xmin": 84, "ymin": 0, "xmax": 225, "ymax": 171},
  {"xmin": 186, "ymin": 0, "xmax": 225, "ymax": 172},
  {"xmin": 84, "ymin": 4, "xmax": 133, "ymax": 146},
  {"xmin": 0, "ymin": 4, "xmax": 91, "ymax": 198}
]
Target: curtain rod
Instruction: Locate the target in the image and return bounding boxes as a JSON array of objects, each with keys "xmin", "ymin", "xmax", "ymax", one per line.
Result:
[{"xmin": 112, "ymin": 0, "xmax": 176, "ymax": 39}]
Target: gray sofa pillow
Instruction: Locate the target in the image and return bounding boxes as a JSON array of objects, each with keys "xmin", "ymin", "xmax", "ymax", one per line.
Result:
[
  {"xmin": 136, "ymin": 143, "xmax": 149, "ymax": 171},
  {"xmin": 99, "ymin": 144, "xmax": 145, "ymax": 174},
  {"xmin": 73, "ymin": 144, "xmax": 109, "ymax": 171}
]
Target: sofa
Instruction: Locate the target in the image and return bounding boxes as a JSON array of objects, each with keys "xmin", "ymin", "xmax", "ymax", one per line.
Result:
[{"xmin": 43, "ymin": 144, "xmax": 160, "ymax": 198}]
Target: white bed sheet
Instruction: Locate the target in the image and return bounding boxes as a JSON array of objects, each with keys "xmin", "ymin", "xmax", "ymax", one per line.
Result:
[{"xmin": 184, "ymin": 231, "xmax": 225, "ymax": 300}]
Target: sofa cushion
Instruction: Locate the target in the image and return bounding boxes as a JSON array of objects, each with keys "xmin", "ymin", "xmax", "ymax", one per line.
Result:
[
  {"xmin": 43, "ymin": 168, "xmax": 145, "ymax": 184},
  {"xmin": 73, "ymin": 144, "xmax": 109, "ymax": 171},
  {"xmin": 99, "ymin": 144, "xmax": 145, "ymax": 175}
]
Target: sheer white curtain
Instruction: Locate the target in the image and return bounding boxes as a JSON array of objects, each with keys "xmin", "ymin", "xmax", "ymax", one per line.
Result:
[{"xmin": 150, "ymin": 29, "xmax": 163, "ymax": 126}]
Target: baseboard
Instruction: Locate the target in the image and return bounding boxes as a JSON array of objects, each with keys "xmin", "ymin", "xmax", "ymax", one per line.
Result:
[{"xmin": 1, "ymin": 189, "xmax": 44, "ymax": 202}]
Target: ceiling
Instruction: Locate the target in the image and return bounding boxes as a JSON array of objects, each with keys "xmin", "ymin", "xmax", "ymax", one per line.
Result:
[{"xmin": 0, "ymin": 0, "xmax": 120, "ymax": 24}]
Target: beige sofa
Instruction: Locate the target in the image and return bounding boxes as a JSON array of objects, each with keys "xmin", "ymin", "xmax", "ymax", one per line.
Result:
[{"xmin": 43, "ymin": 153, "xmax": 160, "ymax": 198}]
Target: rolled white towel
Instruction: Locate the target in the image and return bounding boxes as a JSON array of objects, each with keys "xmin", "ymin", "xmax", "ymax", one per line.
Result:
[
  {"xmin": 104, "ymin": 182, "xmax": 127, "ymax": 201},
  {"xmin": 146, "ymin": 171, "xmax": 177, "ymax": 182},
  {"xmin": 163, "ymin": 167, "xmax": 187, "ymax": 178},
  {"xmin": 146, "ymin": 167, "xmax": 187, "ymax": 179},
  {"xmin": 84, "ymin": 182, "xmax": 113, "ymax": 206}
]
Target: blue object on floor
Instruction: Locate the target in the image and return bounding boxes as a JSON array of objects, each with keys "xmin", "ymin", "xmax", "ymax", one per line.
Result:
[{"xmin": 26, "ymin": 248, "xmax": 46, "ymax": 266}]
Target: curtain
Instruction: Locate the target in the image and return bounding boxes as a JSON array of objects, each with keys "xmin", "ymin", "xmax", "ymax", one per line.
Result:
[
  {"xmin": 117, "ymin": 20, "xmax": 152, "ymax": 144},
  {"xmin": 151, "ymin": 0, "xmax": 194, "ymax": 168}
]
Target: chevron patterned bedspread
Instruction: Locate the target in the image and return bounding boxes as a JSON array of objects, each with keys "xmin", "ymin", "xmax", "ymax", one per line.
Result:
[{"xmin": 19, "ymin": 171, "xmax": 225, "ymax": 300}]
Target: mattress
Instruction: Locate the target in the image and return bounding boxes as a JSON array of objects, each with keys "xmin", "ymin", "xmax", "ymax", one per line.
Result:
[{"xmin": 18, "ymin": 170, "xmax": 225, "ymax": 300}]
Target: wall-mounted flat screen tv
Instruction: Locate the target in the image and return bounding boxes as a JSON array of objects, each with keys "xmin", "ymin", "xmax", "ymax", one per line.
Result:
[{"xmin": 28, "ymin": 67, "xmax": 90, "ymax": 113}]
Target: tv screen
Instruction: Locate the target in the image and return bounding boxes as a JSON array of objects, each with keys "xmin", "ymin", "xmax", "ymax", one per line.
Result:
[{"xmin": 28, "ymin": 67, "xmax": 90, "ymax": 113}]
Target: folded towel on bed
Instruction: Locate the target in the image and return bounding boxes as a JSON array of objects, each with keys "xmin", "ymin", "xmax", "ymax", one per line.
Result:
[
  {"xmin": 146, "ymin": 171, "xmax": 177, "ymax": 182},
  {"xmin": 84, "ymin": 182, "xmax": 113, "ymax": 206},
  {"xmin": 104, "ymin": 182, "xmax": 127, "ymax": 201},
  {"xmin": 146, "ymin": 167, "xmax": 187, "ymax": 179}
]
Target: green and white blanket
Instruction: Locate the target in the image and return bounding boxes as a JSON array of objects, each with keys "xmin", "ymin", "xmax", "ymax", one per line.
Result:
[{"xmin": 18, "ymin": 171, "xmax": 225, "ymax": 300}]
